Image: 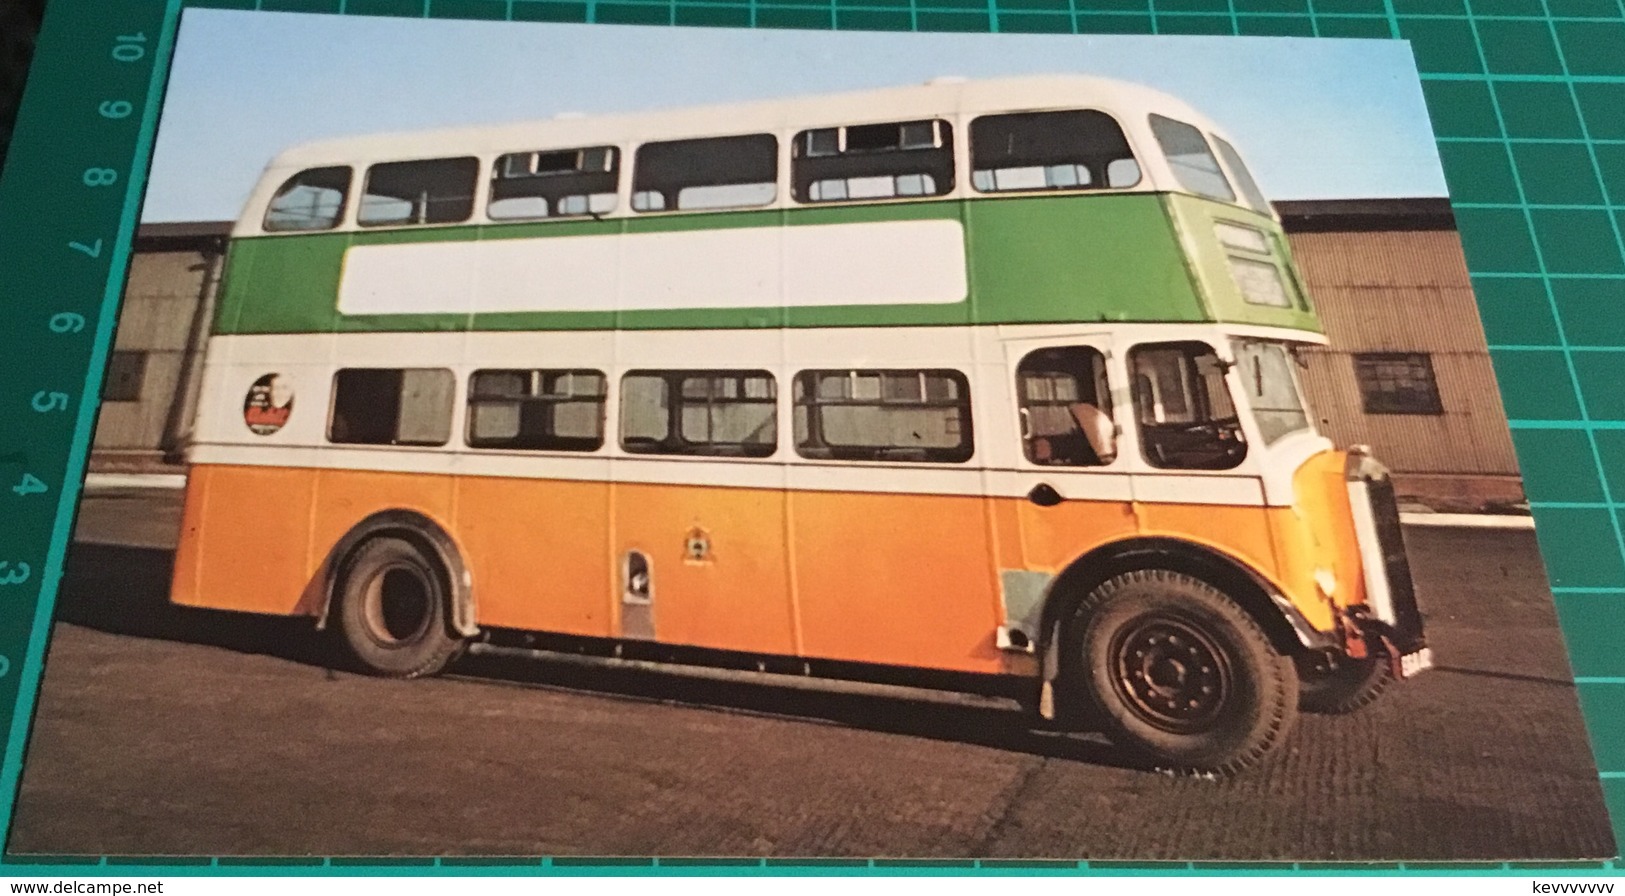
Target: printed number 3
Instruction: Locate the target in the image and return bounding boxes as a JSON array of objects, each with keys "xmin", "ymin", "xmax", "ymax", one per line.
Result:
[{"xmin": 0, "ymin": 562, "xmax": 31, "ymax": 586}]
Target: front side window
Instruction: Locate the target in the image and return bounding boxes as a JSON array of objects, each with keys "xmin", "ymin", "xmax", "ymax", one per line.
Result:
[
  {"xmin": 1212, "ymin": 136, "xmax": 1270, "ymax": 213},
  {"xmin": 794, "ymin": 369, "xmax": 973, "ymax": 463},
  {"xmin": 264, "ymin": 166, "xmax": 351, "ymax": 232},
  {"xmin": 620, "ymin": 371, "xmax": 777, "ymax": 457},
  {"xmin": 793, "ymin": 119, "xmax": 953, "ymax": 203},
  {"xmin": 1232, "ymin": 340, "xmax": 1312, "ymax": 444},
  {"xmin": 358, "ymin": 157, "xmax": 479, "ymax": 227},
  {"xmin": 329, "ymin": 368, "xmax": 455, "ymax": 446},
  {"xmin": 1016, "ymin": 347, "xmax": 1116, "ymax": 467},
  {"xmin": 632, "ymin": 135, "xmax": 777, "ymax": 212},
  {"xmin": 488, "ymin": 146, "xmax": 618, "ymax": 221},
  {"xmin": 971, "ymin": 110, "xmax": 1140, "ymax": 194},
  {"xmin": 467, "ymin": 369, "xmax": 606, "ymax": 451},
  {"xmin": 1149, "ymin": 115, "xmax": 1235, "ymax": 203},
  {"xmin": 1129, "ymin": 342, "xmax": 1245, "ymax": 470}
]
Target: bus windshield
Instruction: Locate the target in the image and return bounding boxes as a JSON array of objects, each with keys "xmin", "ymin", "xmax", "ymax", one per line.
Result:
[{"xmin": 1231, "ymin": 339, "xmax": 1312, "ymax": 445}]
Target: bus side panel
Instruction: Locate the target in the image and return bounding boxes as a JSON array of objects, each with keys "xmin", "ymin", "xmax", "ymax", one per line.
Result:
[
  {"xmin": 790, "ymin": 490, "xmax": 1002, "ymax": 674},
  {"xmin": 169, "ymin": 466, "xmax": 211, "ymax": 609},
  {"xmin": 455, "ymin": 475, "xmax": 613, "ymax": 638},
  {"xmin": 609, "ymin": 481, "xmax": 795, "ymax": 655},
  {"xmin": 173, "ymin": 463, "xmax": 317, "ymax": 616}
]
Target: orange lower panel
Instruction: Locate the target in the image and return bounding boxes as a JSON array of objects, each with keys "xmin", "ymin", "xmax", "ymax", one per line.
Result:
[{"xmin": 172, "ymin": 464, "xmax": 1325, "ymax": 676}]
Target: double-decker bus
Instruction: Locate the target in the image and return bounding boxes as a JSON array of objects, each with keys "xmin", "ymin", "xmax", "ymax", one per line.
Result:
[{"xmin": 170, "ymin": 75, "xmax": 1429, "ymax": 772}]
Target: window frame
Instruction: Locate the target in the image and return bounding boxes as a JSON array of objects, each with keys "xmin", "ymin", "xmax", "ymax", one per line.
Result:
[
  {"xmin": 1352, "ymin": 352, "xmax": 1444, "ymax": 416},
  {"xmin": 357, "ymin": 156, "xmax": 481, "ymax": 229},
  {"xmin": 1014, "ymin": 346, "xmax": 1117, "ymax": 468},
  {"xmin": 1127, "ymin": 341, "xmax": 1248, "ymax": 471},
  {"xmin": 618, "ymin": 369, "xmax": 779, "ymax": 458},
  {"xmin": 487, "ymin": 145, "xmax": 620, "ymax": 222},
  {"xmin": 630, "ymin": 134, "xmax": 779, "ymax": 214},
  {"xmin": 327, "ymin": 367, "xmax": 457, "ymax": 447},
  {"xmin": 790, "ymin": 118, "xmax": 955, "ymax": 205},
  {"xmin": 792, "ymin": 368, "xmax": 975, "ymax": 464},
  {"xmin": 968, "ymin": 109, "xmax": 1142, "ymax": 196},
  {"xmin": 262, "ymin": 165, "xmax": 352, "ymax": 233},
  {"xmin": 1147, "ymin": 114, "xmax": 1237, "ymax": 203},
  {"xmin": 465, "ymin": 368, "xmax": 608, "ymax": 452},
  {"xmin": 102, "ymin": 351, "xmax": 147, "ymax": 403}
]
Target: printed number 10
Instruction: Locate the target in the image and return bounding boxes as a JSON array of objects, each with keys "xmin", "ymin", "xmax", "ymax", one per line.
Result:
[{"xmin": 112, "ymin": 33, "xmax": 145, "ymax": 63}]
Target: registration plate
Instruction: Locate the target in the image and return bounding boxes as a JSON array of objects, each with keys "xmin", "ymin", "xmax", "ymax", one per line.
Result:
[{"xmin": 1398, "ymin": 647, "xmax": 1434, "ymax": 679}]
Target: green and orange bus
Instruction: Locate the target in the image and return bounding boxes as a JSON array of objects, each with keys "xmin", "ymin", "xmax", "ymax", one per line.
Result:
[{"xmin": 171, "ymin": 75, "xmax": 1430, "ymax": 772}]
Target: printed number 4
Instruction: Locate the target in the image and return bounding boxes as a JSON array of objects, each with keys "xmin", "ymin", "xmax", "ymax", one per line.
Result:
[
  {"xmin": 0, "ymin": 562, "xmax": 31, "ymax": 586},
  {"xmin": 11, "ymin": 474, "xmax": 46, "ymax": 496}
]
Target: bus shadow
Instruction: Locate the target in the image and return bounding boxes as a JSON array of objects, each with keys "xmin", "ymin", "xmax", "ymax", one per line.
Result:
[{"xmin": 57, "ymin": 542, "xmax": 1146, "ymax": 772}]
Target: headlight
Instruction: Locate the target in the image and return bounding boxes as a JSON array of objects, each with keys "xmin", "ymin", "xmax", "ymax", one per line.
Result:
[{"xmin": 1228, "ymin": 256, "xmax": 1292, "ymax": 308}]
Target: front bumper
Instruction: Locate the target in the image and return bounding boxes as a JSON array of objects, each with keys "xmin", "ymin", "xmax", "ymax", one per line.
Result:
[{"xmin": 1345, "ymin": 449, "xmax": 1432, "ymax": 678}]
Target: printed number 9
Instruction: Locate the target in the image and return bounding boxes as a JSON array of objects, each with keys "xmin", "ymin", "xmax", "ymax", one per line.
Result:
[
  {"xmin": 98, "ymin": 100, "xmax": 132, "ymax": 119},
  {"xmin": 0, "ymin": 562, "xmax": 31, "ymax": 586},
  {"xmin": 82, "ymin": 168, "xmax": 118, "ymax": 187},
  {"xmin": 31, "ymin": 391, "xmax": 69, "ymax": 413},
  {"xmin": 49, "ymin": 312, "xmax": 85, "ymax": 334}
]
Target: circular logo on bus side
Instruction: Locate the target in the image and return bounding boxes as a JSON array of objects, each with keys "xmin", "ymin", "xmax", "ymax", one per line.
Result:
[{"xmin": 243, "ymin": 373, "xmax": 294, "ymax": 436}]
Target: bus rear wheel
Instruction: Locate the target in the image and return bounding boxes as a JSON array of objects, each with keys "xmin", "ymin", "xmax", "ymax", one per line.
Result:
[
  {"xmin": 1070, "ymin": 570, "xmax": 1298, "ymax": 774},
  {"xmin": 335, "ymin": 536, "xmax": 464, "ymax": 678}
]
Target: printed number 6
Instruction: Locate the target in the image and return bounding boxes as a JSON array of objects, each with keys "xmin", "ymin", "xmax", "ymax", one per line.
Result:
[
  {"xmin": 0, "ymin": 562, "xmax": 31, "ymax": 586},
  {"xmin": 82, "ymin": 168, "xmax": 118, "ymax": 187},
  {"xmin": 31, "ymin": 391, "xmax": 69, "ymax": 413},
  {"xmin": 98, "ymin": 100, "xmax": 132, "ymax": 119}
]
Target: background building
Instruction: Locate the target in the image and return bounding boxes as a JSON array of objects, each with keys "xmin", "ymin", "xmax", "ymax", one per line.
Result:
[{"xmin": 91, "ymin": 199, "xmax": 1522, "ymax": 512}]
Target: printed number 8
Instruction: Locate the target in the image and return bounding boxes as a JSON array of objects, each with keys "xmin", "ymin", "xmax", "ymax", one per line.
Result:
[{"xmin": 82, "ymin": 168, "xmax": 118, "ymax": 187}]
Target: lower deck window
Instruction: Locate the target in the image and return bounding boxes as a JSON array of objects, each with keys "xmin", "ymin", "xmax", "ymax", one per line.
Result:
[
  {"xmin": 621, "ymin": 371, "xmax": 777, "ymax": 457},
  {"xmin": 794, "ymin": 369, "xmax": 972, "ymax": 463},
  {"xmin": 467, "ymin": 369, "xmax": 606, "ymax": 450},
  {"xmin": 329, "ymin": 368, "xmax": 455, "ymax": 446}
]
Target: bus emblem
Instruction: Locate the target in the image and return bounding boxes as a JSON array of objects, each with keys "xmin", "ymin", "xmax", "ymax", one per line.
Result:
[{"xmin": 242, "ymin": 373, "xmax": 294, "ymax": 436}]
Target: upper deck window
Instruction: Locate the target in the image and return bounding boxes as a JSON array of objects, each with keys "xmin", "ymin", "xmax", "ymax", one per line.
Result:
[
  {"xmin": 358, "ymin": 157, "xmax": 479, "ymax": 227},
  {"xmin": 1148, "ymin": 115, "xmax": 1235, "ymax": 203},
  {"xmin": 792, "ymin": 119, "xmax": 953, "ymax": 203},
  {"xmin": 631, "ymin": 135, "xmax": 777, "ymax": 213},
  {"xmin": 1211, "ymin": 135, "xmax": 1270, "ymax": 214},
  {"xmin": 263, "ymin": 166, "xmax": 350, "ymax": 232},
  {"xmin": 970, "ymin": 111, "xmax": 1140, "ymax": 194},
  {"xmin": 489, "ymin": 146, "xmax": 618, "ymax": 221}
]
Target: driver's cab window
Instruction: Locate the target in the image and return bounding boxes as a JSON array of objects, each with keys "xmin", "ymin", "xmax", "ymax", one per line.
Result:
[
  {"xmin": 1129, "ymin": 341, "xmax": 1246, "ymax": 470},
  {"xmin": 1016, "ymin": 346, "xmax": 1116, "ymax": 466}
]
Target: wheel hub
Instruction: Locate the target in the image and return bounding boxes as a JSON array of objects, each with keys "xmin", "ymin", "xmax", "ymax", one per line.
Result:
[{"xmin": 1112, "ymin": 616, "xmax": 1232, "ymax": 733}]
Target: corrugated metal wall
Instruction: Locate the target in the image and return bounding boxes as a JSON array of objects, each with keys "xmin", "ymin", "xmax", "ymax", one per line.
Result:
[
  {"xmin": 1286, "ymin": 228, "xmax": 1520, "ymax": 477},
  {"xmin": 91, "ymin": 249, "xmax": 210, "ymax": 456}
]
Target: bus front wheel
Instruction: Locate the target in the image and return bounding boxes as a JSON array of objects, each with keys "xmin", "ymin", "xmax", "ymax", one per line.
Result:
[
  {"xmin": 1070, "ymin": 570, "xmax": 1299, "ymax": 773},
  {"xmin": 1296, "ymin": 647, "xmax": 1392, "ymax": 714},
  {"xmin": 334, "ymin": 536, "xmax": 465, "ymax": 678}
]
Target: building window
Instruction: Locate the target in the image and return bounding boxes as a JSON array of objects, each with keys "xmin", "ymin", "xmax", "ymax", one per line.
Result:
[
  {"xmin": 329, "ymin": 368, "xmax": 456, "ymax": 446},
  {"xmin": 488, "ymin": 146, "xmax": 618, "ymax": 221},
  {"xmin": 264, "ymin": 166, "xmax": 350, "ymax": 232},
  {"xmin": 792, "ymin": 119, "xmax": 953, "ymax": 203},
  {"xmin": 1353, "ymin": 353, "xmax": 1443, "ymax": 415},
  {"xmin": 358, "ymin": 157, "xmax": 479, "ymax": 227},
  {"xmin": 970, "ymin": 110, "xmax": 1139, "ymax": 194},
  {"xmin": 631, "ymin": 135, "xmax": 777, "ymax": 212},
  {"xmin": 793, "ymin": 369, "xmax": 973, "ymax": 463},
  {"xmin": 620, "ymin": 371, "xmax": 777, "ymax": 457},
  {"xmin": 467, "ymin": 369, "xmax": 606, "ymax": 451},
  {"xmin": 102, "ymin": 351, "xmax": 146, "ymax": 403}
]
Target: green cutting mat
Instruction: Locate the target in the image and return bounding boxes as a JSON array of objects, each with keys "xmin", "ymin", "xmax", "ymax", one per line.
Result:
[{"xmin": 1, "ymin": 0, "xmax": 1623, "ymax": 875}]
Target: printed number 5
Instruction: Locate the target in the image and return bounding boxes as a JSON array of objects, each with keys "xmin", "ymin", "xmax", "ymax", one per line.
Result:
[
  {"xmin": 0, "ymin": 562, "xmax": 31, "ymax": 586},
  {"xmin": 31, "ymin": 391, "xmax": 69, "ymax": 413}
]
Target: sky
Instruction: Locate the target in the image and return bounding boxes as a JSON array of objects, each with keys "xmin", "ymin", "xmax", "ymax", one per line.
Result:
[{"xmin": 141, "ymin": 10, "xmax": 1448, "ymax": 222}]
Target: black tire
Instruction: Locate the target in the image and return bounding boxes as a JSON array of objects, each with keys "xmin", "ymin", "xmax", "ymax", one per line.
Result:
[
  {"xmin": 334, "ymin": 536, "xmax": 464, "ymax": 678},
  {"xmin": 1068, "ymin": 569, "xmax": 1298, "ymax": 774},
  {"xmin": 1296, "ymin": 648, "xmax": 1393, "ymax": 715}
]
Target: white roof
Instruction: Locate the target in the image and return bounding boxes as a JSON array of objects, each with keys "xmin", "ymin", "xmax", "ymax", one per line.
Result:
[{"xmin": 268, "ymin": 75, "xmax": 1230, "ymax": 169}]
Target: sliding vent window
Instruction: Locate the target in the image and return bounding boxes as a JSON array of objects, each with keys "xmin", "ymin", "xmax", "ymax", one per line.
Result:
[
  {"xmin": 358, "ymin": 157, "xmax": 479, "ymax": 227},
  {"xmin": 631, "ymin": 135, "xmax": 777, "ymax": 212},
  {"xmin": 264, "ymin": 166, "xmax": 350, "ymax": 232},
  {"xmin": 489, "ymin": 147, "xmax": 618, "ymax": 221},
  {"xmin": 792, "ymin": 119, "xmax": 953, "ymax": 203},
  {"xmin": 1149, "ymin": 115, "xmax": 1235, "ymax": 202},
  {"xmin": 794, "ymin": 369, "xmax": 973, "ymax": 463},
  {"xmin": 467, "ymin": 369, "xmax": 606, "ymax": 451},
  {"xmin": 329, "ymin": 368, "xmax": 455, "ymax": 446},
  {"xmin": 971, "ymin": 111, "xmax": 1139, "ymax": 194},
  {"xmin": 620, "ymin": 371, "xmax": 777, "ymax": 457}
]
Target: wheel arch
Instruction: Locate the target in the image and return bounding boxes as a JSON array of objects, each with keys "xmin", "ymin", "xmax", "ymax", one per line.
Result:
[
  {"xmin": 316, "ymin": 509, "xmax": 478, "ymax": 638},
  {"xmin": 1034, "ymin": 536, "xmax": 1331, "ymax": 717}
]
